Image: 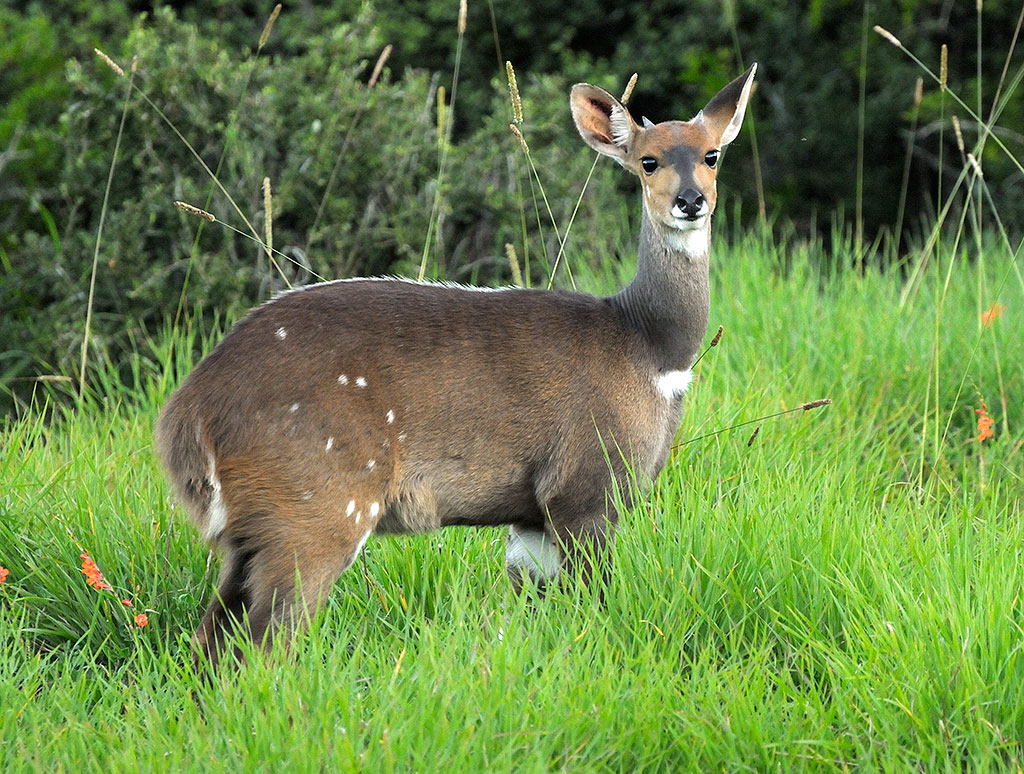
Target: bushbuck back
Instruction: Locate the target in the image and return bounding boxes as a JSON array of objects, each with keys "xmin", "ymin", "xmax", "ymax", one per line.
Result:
[{"xmin": 156, "ymin": 64, "xmax": 757, "ymax": 668}]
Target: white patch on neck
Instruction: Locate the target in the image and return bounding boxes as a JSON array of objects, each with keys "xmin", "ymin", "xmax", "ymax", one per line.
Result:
[
  {"xmin": 657, "ymin": 369, "xmax": 693, "ymax": 400},
  {"xmin": 664, "ymin": 225, "xmax": 709, "ymax": 258}
]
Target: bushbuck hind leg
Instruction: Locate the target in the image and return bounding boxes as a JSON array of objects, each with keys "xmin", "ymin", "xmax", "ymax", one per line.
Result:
[
  {"xmin": 194, "ymin": 508, "xmax": 373, "ymax": 669},
  {"xmin": 194, "ymin": 543, "xmax": 255, "ymax": 670}
]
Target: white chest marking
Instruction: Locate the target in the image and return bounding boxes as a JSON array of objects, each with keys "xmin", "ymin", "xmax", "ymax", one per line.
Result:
[{"xmin": 657, "ymin": 369, "xmax": 693, "ymax": 400}]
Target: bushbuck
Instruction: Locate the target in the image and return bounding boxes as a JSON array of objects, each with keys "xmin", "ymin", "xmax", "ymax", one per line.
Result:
[{"xmin": 156, "ymin": 64, "xmax": 757, "ymax": 668}]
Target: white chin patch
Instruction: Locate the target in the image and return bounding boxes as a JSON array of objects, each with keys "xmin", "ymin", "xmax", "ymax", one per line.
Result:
[{"xmin": 664, "ymin": 224, "xmax": 709, "ymax": 257}]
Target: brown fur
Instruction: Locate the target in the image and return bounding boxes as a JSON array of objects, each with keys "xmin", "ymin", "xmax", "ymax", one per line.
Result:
[{"xmin": 155, "ymin": 66, "xmax": 757, "ymax": 670}]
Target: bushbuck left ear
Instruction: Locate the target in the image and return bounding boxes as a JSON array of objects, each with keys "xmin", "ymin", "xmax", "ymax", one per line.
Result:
[
  {"xmin": 698, "ymin": 63, "xmax": 757, "ymax": 146},
  {"xmin": 570, "ymin": 83, "xmax": 640, "ymax": 163}
]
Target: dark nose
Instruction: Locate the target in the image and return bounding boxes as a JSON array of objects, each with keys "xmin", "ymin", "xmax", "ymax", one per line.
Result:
[{"xmin": 675, "ymin": 189, "xmax": 705, "ymax": 217}]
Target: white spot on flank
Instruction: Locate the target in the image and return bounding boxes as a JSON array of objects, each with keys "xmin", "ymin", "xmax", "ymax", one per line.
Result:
[
  {"xmin": 366, "ymin": 459, "xmax": 376, "ymax": 471},
  {"xmin": 337, "ymin": 374, "xmax": 349, "ymax": 385},
  {"xmin": 355, "ymin": 510, "xmax": 362, "ymax": 524},
  {"xmin": 275, "ymin": 327, "xmax": 287, "ymax": 340},
  {"xmin": 386, "ymin": 410, "xmax": 395, "ymax": 424},
  {"xmin": 397, "ymin": 432, "xmax": 407, "ymax": 443},
  {"xmin": 302, "ymin": 491, "xmax": 314, "ymax": 501},
  {"xmin": 325, "ymin": 436, "xmax": 334, "ymax": 451},
  {"xmin": 204, "ymin": 451, "xmax": 228, "ymax": 541},
  {"xmin": 290, "ymin": 403, "xmax": 300, "ymax": 413},
  {"xmin": 369, "ymin": 502, "xmax": 380, "ymax": 518},
  {"xmin": 657, "ymin": 369, "xmax": 694, "ymax": 400},
  {"xmin": 355, "ymin": 377, "xmax": 367, "ymax": 388},
  {"xmin": 346, "ymin": 500, "xmax": 356, "ymax": 517}
]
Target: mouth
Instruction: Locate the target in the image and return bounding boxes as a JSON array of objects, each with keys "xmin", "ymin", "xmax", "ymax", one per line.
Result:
[
  {"xmin": 669, "ymin": 204, "xmax": 707, "ymax": 224},
  {"xmin": 668, "ymin": 212, "xmax": 707, "ymax": 229}
]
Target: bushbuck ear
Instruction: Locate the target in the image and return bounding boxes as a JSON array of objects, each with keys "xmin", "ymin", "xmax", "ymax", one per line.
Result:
[
  {"xmin": 698, "ymin": 63, "xmax": 757, "ymax": 146},
  {"xmin": 570, "ymin": 83, "xmax": 640, "ymax": 162}
]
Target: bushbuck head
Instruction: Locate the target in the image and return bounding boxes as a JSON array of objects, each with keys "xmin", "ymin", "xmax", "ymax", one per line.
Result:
[{"xmin": 570, "ymin": 63, "xmax": 756, "ymax": 256}]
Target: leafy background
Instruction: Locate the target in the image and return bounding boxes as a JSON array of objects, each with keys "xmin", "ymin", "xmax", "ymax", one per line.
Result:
[{"xmin": 1, "ymin": 0, "xmax": 1022, "ymax": 413}]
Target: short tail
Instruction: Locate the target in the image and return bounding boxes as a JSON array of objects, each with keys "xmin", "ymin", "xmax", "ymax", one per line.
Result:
[{"xmin": 155, "ymin": 397, "xmax": 222, "ymax": 541}]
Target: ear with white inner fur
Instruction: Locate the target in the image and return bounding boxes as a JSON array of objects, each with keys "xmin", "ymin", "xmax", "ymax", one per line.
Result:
[
  {"xmin": 570, "ymin": 83, "xmax": 640, "ymax": 163},
  {"xmin": 698, "ymin": 62, "xmax": 757, "ymax": 147}
]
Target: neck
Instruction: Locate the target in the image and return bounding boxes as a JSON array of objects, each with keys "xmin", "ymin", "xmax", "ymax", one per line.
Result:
[{"xmin": 611, "ymin": 208, "xmax": 711, "ymax": 372}]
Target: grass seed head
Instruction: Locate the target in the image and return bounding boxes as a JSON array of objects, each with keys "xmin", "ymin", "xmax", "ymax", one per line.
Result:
[
  {"xmin": 710, "ymin": 325, "xmax": 724, "ymax": 348},
  {"xmin": 259, "ymin": 4, "xmax": 282, "ymax": 50},
  {"xmin": 174, "ymin": 200, "xmax": 216, "ymax": 222},
  {"xmin": 94, "ymin": 48, "xmax": 124, "ymax": 77},
  {"xmin": 952, "ymin": 115, "xmax": 965, "ymax": 153},
  {"xmin": 505, "ymin": 243, "xmax": 523, "ymax": 287},
  {"xmin": 873, "ymin": 25, "xmax": 902, "ymax": 48},
  {"xmin": 509, "ymin": 123, "xmax": 529, "ymax": 154},
  {"xmin": 620, "ymin": 73, "xmax": 638, "ymax": 105},
  {"xmin": 941, "ymin": 44, "xmax": 948, "ymax": 89},
  {"xmin": 800, "ymin": 399, "xmax": 832, "ymax": 411},
  {"xmin": 506, "ymin": 61, "xmax": 523, "ymax": 124},
  {"xmin": 368, "ymin": 45, "xmax": 393, "ymax": 89},
  {"xmin": 263, "ymin": 177, "xmax": 273, "ymax": 254}
]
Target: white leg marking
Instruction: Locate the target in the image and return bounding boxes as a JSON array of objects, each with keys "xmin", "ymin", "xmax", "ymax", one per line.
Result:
[
  {"xmin": 346, "ymin": 499, "xmax": 356, "ymax": 517},
  {"xmin": 657, "ymin": 369, "xmax": 693, "ymax": 400},
  {"xmin": 506, "ymin": 526, "xmax": 561, "ymax": 583},
  {"xmin": 204, "ymin": 451, "xmax": 228, "ymax": 541}
]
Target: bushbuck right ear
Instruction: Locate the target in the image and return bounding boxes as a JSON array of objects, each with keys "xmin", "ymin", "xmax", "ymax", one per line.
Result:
[
  {"xmin": 698, "ymin": 63, "xmax": 757, "ymax": 147},
  {"xmin": 570, "ymin": 83, "xmax": 640, "ymax": 163}
]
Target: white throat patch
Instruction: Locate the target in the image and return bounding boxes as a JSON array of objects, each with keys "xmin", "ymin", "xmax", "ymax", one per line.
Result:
[{"xmin": 657, "ymin": 369, "xmax": 694, "ymax": 400}]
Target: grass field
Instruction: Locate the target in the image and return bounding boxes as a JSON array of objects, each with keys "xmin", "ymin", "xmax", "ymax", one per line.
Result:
[{"xmin": 2, "ymin": 229, "xmax": 1022, "ymax": 771}]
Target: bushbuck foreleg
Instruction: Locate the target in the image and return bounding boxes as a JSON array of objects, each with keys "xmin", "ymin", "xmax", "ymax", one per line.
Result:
[
  {"xmin": 550, "ymin": 515, "xmax": 616, "ymax": 595},
  {"xmin": 506, "ymin": 524, "xmax": 562, "ymax": 593},
  {"xmin": 507, "ymin": 491, "xmax": 618, "ymax": 596}
]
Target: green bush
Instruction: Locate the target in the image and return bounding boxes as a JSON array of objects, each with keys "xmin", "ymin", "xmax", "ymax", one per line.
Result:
[{"xmin": 2, "ymin": 0, "xmax": 1022, "ymax": 415}]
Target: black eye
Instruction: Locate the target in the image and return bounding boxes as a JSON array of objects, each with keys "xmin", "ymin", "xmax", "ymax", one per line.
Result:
[
  {"xmin": 641, "ymin": 157, "xmax": 658, "ymax": 175},
  {"xmin": 704, "ymin": 149, "xmax": 720, "ymax": 168}
]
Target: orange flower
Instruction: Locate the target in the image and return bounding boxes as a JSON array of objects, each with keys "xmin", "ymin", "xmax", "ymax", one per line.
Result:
[
  {"xmin": 981, "ymin": 303, "xmax": 1005, "ymax": 326},
  {"xmin": 134, "ymin": 613, "xmax": 148, "ymax": 627},
  {"xmin": 80, "ymin": 551, "xmax": 111, "ymax": 591},
  {"xmin": 976, "ymin": 402, "xmax": 995, "ymax": 442},
  {"xmin": 121, "ymin": 599, "xmax": 134, "ymax": 607},
  {"xmin": 0, "ymin": 566, "xmax": 8, "ymax": 583}
]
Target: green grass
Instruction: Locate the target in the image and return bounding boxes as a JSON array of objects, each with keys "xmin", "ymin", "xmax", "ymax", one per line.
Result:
[{"xmin": 2, "ymin": 234, "xmax": 1022, "ymax": 772}]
